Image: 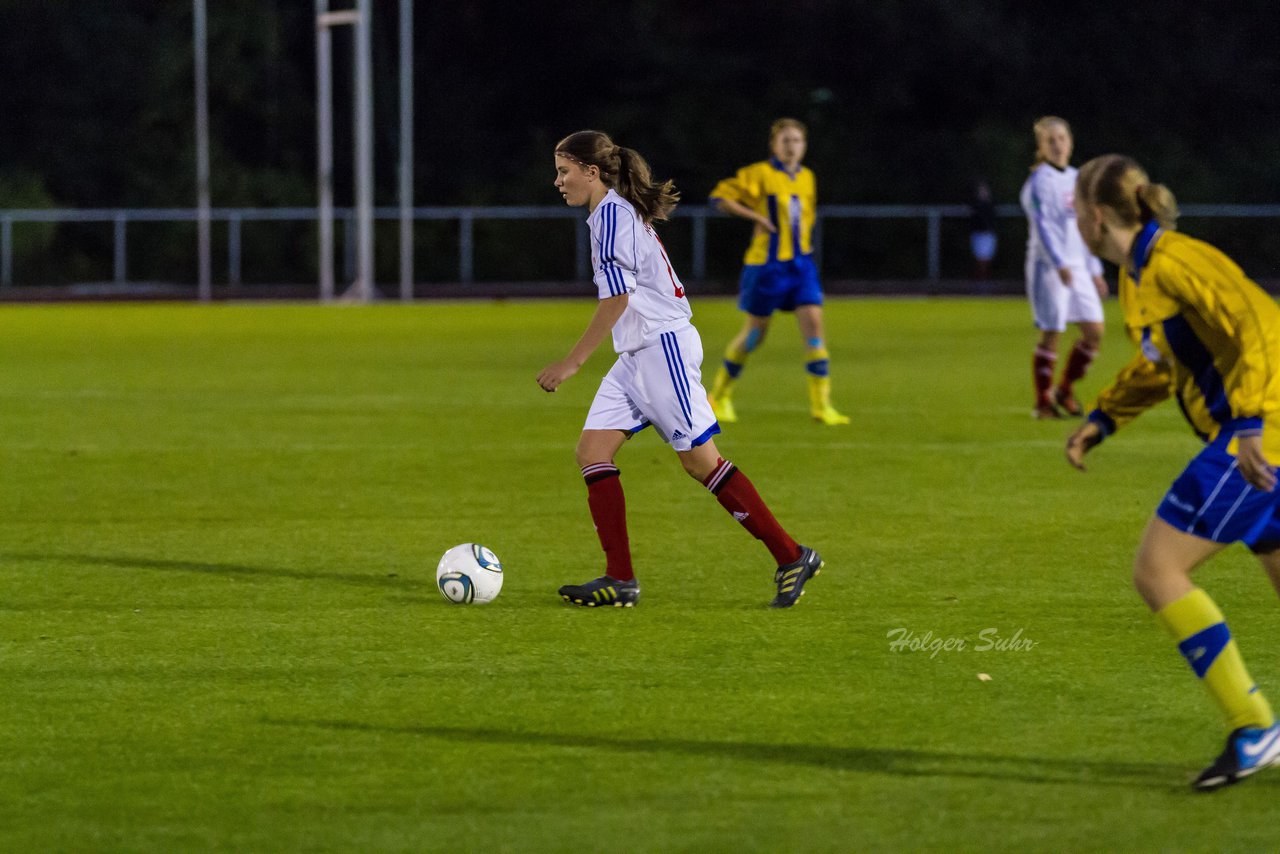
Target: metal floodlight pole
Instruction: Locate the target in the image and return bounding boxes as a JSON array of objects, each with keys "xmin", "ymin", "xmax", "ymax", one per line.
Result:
[
  {"xmin": 315, "ymin": 0, "xmax": 336, "ymax": 301},
  {"xmin": 398, "ymin": 0, "xmax": 413, "ymax": 302},
  {"xmin": 354, "ymin": 0, "xmax": 375, "ymax": 302},
  {"xmin": 315, "ymin": 1, "xmax": 374, "ymax": 303},
  {"xmin": 194, "ymin": 0, "xmax": 212, "ymax": 301}
]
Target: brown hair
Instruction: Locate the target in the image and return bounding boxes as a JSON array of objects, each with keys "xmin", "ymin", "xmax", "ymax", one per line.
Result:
[
  {"xmin": 1030, "ymin": 115, "xmax": 1071, "ymax": 170},
  {"xmin": 555, "ymin": 130, "xmax": 679, "ymax": 223},
  {"xmin": 770, "ymin": 117, "xmax": 808, "ymax": 143},
  {"xmin": 1076, "ymin": 154, "xmax": 1180, "ymax": 230}
]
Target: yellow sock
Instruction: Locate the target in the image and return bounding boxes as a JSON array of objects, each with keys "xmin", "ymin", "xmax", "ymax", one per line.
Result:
[
  {"xmin": 1155, "ymin": 588, "xmax": 1275, "ymax": 731},
  {"xmin": 710, "ymin": 344, "xmax": 747, "ymax": 401}
]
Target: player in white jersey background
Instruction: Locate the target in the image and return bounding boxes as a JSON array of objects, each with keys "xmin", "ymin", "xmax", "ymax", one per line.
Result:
[
  {"xmin": 1020, "ymin": 116, "xmax": 1109, "ymax": 420},
  {"xmin": 537, "ymin": 130, "xmax": 824, "ymax": 609}
]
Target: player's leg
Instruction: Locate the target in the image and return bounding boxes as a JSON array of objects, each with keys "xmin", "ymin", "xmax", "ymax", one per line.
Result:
[
  {"xmin": 649, "ymin": 325, "xmax": 821, "ymax": 606},
  {"xmin": 1054, "ymin": 321, "xmax": 1102, "ymax": 416},
  {"xmin": 709, "ymin": 264, "xmax": 777, "ymax": 422},
  {"xmin": 708, "ymin": 314, "xmax": 770, "ymax": 423},
  {"xmin": 1139, "ymin": 471, "xmax": 1280, "ymax": 789},
  {"xmin": 796, "ymin": 304, "xmax": 848, "ymax": 425},
  {"xmin": 1028, "ymin": 259, "xmax": 1065, "ymax": 418},
  {"xmin": 559, "ymin": 363, "xmax": 645, "ymax": 607},
  {"xmin": 1055, "ymin": 278, "xmax": 1105, "ymax": 415},
  {"xmin": 678, "ymin": 437, "xmax": 822, "ymax": 607}
]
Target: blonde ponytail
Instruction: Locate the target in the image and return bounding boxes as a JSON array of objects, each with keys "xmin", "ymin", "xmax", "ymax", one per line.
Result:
[{"xmin": 1078, "ymin": 154, "xmax": 1179, "ymax": 231}]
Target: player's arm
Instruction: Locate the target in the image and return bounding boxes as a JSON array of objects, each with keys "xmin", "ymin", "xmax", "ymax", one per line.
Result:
[
  {"xmin": 713, "ymin": 197, "xmax": 776, "ymax": 233},
  {"xmin": 710, "ymin": 167, "xmax": 775, "ymax": 233},
  {"xmin": 1027, "ymin": 171, "xmax": 1069, "ymax": 279},
  {"xmin": 537, "ymin": 294, "xmax": 629, "ymax": 393},
  {"xmin": 1066, "ymin": 349, "xmax": 1172, "ymax": 470},
  {"xmin": 1087, "ymin": 253, "xmax": 1109, "ymax": 297}
]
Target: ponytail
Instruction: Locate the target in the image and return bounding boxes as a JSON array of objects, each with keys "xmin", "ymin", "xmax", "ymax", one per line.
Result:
[
  {"xmin": 1135, "ymin": 183, "xmax": 1180, "ymax": 230},
  {"xmin": 555, "ymin": 131, "xmax": 679, "ymax": 223},
  {"xmin": 614, "ymin": 146, "xmax": 679, "ymax": 223},
  {"xmin": 1078, "ymin": 154, "xmax": 1179, "ymax": 231}
]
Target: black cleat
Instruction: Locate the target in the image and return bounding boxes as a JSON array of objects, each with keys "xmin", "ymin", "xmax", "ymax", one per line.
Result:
[
  {"xmin": 770, "ymin": 546, "xmax": 823, "ymax": 608},
  {"xmin": 558, "ymin": 575, "xmax": 640, "ymax": 608},
  {"xmin": 1193, "ymin": 724, "xmax": 1280, "ymax": 792}
]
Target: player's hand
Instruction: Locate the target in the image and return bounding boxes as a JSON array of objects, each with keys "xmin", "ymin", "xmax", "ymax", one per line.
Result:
[
  {"xmin": 1065, "ymin": 419, "xmax": 1103, "ymax": 471},
  {"xmin": 1057, "ymin": 267, "xmax": 1073, "ymax": 287},
  {"xmin": 755, "ymin": 215, "xmax": 778, "ymax": 234},
  {"xmin": 1236, "ymin": 432, "xmax": 1277, "ymax": 492},
  {"xmin": 1093, "ymin": 275, "xmax": 1109, "ymax": 298},
  {"xmin": 536, "ymin": 359, "xmax": 578, "ymax": 393}
]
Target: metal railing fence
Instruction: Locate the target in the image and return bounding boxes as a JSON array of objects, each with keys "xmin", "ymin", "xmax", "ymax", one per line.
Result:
[{"xmin": 2, "ymin": 204, "xmax": 1279, "ymax": 292}]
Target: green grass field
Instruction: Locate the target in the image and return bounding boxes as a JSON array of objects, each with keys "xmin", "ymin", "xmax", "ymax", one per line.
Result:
[{"xmin": 3, "ymin": 297, "xmax": 1278, "ymax": 851}]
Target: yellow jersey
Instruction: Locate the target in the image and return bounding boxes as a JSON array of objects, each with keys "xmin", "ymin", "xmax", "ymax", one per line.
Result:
[
  {"xmin": 709, "ymin": 157, "xmax": 816, "ymax": 265},
  {"xmin": 1092, "ymin": 222, "xmax": 1280, "ymax": 458}
]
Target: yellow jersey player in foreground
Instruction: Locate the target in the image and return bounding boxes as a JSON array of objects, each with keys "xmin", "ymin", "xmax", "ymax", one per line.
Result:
[
  {"xmin": 1066, "ymin": 154, "xmax": 1280, "ymax": 791},
  {"xmin": 706, "ymin": 118, "xmax": 849, "ymax": 425}
]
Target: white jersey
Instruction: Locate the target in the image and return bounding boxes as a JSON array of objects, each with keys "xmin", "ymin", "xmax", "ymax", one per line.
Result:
[
  {"xmin": 588, "ymin": 189, "xmax": 692, "ymax": 354},
  {"xmin": 1020, "ymin": 163, "xmax": 1103, "ymax": 276}
]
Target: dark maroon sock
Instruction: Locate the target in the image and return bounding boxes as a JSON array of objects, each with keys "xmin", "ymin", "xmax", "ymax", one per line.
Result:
[
  {"xmin": 582, "ymin": 463, "xmax": 633, "ymax": 581},
  {"xmin": 703, "ymin": 458, "xmax": 802, "ymax": 566}
]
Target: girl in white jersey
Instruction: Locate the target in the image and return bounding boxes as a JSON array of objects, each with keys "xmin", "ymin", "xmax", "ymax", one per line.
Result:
[
  {"xmin": 1020, "ymin": 116, "xmax": 1109, "ymax": 419},
  {"xmin": 537, "ymin": 130, "xmax": 823, "ymax": 608}
]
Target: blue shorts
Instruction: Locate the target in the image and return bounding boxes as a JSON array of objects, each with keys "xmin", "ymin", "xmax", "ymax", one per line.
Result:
[
  {"xmin": 1156, "ymin": 437, "xmax": 1280, "ymax": 551},
  {"xmin": 737, "ymin": 256, "xmax": 824, "ymax": 317}
]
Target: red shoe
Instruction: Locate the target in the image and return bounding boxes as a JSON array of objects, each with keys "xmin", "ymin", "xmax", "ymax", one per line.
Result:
[{"xmin": 1033, "ymin": 401, "xmax": 1063, "ymax": 420}]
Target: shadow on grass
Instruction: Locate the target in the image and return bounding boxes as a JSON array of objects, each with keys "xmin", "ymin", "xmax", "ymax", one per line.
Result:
[
  {"xmin": 0, "ymin": 551, "xmax": 434, "ymax": 591},
  {"xmin": 266, "ymin": 718, "xmax": 1237, "ymax": 791}
]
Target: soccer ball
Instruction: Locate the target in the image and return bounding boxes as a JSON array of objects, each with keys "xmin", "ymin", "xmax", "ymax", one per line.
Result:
[{"xmin": 436, "ymin": 543, "xmax": 503, "ymax": 604}]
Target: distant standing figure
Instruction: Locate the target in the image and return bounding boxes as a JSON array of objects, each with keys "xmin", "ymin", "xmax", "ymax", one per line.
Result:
[
  {"xmin": 706, "ymin": 118, "xmax": 849, "ymax": 426},
  {"xmin": 969, "ymin": 180, "xmax": 998, "ymax": 281},
  {"xmin": 1020, "ymin": 116, "xmax": 1109, "ymax": 419}
]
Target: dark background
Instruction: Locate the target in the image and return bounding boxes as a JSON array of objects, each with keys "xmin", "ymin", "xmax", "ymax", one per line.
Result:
[{"xmin": 2, "ymin": 0, "xmax": 1278, "ymax": 286}]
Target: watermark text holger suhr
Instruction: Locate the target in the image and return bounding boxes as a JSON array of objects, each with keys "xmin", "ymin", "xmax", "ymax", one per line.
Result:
[{"xmin": 886, "ymin": 628, "xmax": 1038, "ymax": 659}]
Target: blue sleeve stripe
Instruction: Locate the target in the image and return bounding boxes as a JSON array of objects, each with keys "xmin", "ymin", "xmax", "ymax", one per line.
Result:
[
  {"xmin": 597, "ymin": 204, "xmax": 631, "ymax": 296},
  {"xmin": 1162, "ymin": 315, "xmax": 1233, "ymax": 425}
]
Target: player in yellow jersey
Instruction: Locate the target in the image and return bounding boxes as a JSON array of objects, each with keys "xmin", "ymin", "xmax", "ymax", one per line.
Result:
[
  {"xmin": 706, "ymin": 118, "xmax": 849, "ymax": 425},
  {"xmin": 1066, "ymin": 154, "xmax": 1280, "ymax": 791}
]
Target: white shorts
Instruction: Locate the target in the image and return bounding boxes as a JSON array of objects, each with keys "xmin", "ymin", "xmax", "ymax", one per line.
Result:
[
  {"xmin": 584, "ymin": 326, "xmax": 720, "ymax": 452},
  {"xmin": 1026, "ymin": 259, "xmax": 1104, "ymax": 332}
]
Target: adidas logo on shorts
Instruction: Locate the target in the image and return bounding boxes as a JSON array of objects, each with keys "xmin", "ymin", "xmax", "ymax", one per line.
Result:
[{"xmin": 671, "ymin": 430, "xmax": 687, "ymax": 440}]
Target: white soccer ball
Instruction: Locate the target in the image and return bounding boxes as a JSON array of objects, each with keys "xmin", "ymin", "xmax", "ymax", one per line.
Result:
[{"xmin": 436, "ymin": 543, "xmax": 503, "ymax": 604}]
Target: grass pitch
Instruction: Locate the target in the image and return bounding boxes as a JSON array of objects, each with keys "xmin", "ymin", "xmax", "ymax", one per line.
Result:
[{"xmin": 2, "ymin": 297, "xmax": 1278, "ymax": 851}]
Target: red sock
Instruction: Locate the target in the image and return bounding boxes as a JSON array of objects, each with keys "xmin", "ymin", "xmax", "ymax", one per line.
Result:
[
  {"xmin": 582, "ymin": 463, "xmax": 633, "ymax": 581},
  {"xmin": 703, "ymin": 458, "xmax": 802, "ymax": 566},
  {"xmin": 1057, "ymin": 340, "xmax": 1097, "ymax": 393},
  {"xmin": 1033, "ymin": 346, "xmax": 1057, "ymax": 406}
]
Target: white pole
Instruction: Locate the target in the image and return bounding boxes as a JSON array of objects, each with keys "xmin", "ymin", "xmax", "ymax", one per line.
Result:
[
  {"xmin": 316, "ymin": 0, "xmax": 335, "ymax": 301},
  {"xmin": 355, "ymin": 0, "xmax": 375, "ymax": 302},
  {"xmin": 398, "ymin": 0, "xmax": 413, "ymax": 302},
  {"xmin": 194, "ymin": 0, "xmax": 212, "ymax": 301}
]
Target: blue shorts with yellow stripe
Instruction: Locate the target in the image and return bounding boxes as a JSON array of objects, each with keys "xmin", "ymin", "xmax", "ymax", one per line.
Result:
[
  {"xmin": 738, "ymin": 255, "xmax": 823, "ymax": 317},
  {"xmin": 1157, "ymin": 434, "xmax": 1280, "ymax": 552}
]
